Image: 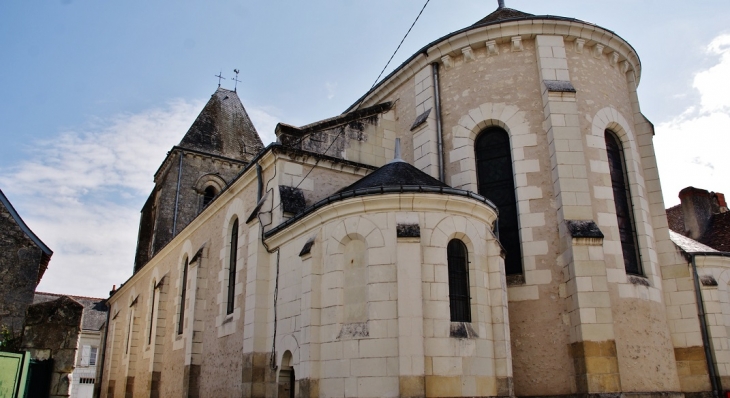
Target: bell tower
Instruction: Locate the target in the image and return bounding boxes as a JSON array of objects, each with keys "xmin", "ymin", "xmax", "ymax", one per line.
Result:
[{"xmin": 133, "ymin": 87, "xmax": 264, "ymax": 272}]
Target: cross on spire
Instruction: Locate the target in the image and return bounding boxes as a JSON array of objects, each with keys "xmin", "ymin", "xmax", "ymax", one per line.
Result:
[
  {"xmin": 232, "ymin": 69, "xmax": 241, "ymax": 92},
  {"xmin": 215, "ymin": 71, "xmax": 226, "ymax": 87}
]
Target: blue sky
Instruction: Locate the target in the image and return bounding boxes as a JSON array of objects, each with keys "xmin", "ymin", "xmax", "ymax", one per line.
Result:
[{"xmin": 1, "ymin": 0, "xmax": 729, "ymax": 297}]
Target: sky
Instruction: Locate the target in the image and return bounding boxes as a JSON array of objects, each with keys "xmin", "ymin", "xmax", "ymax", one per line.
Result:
[{"xmin": 1, "ymin": 1, "xmax": 729, "ymax": 297}]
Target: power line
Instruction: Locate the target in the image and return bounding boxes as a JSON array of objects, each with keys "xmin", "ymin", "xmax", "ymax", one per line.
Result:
[{"xmin": 370, "ymin": 0, "xmax": 431, "ymax": 89}]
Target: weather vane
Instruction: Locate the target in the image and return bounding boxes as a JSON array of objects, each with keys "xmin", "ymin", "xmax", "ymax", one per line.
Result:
[
  {"xmin": 215, "ymin": 71, "xmax": 226, "ymax": 87},
  {"xmin": 232, "ymin": 69, "xmax": 241, "ymax": 92}
]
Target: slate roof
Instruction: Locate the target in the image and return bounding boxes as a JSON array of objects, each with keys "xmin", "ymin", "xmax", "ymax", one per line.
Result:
[
  {"xmin": 472, "ymin": 7, "xmax": 534, "ymax": 25},
  {"xmin": 338, "ymin": 160, "xmax": 448, "ymax": 193},
  {"xmin": 666, "ymin": 204, "xmax": 684, "ymax": 234},
  {"xmin": 34, "ymin": 292, "xmax": 108, "ymax": 331},
  {"xmin": 0, "ymin": 188, "xmax": 52, "ymax": 283},
  {"xmin": 178, "ymin": 88, "xmax": 264, "ymax": 162}
]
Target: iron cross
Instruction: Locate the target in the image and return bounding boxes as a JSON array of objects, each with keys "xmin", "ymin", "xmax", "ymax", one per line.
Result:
[{"xmin": 215, "ymin": 71, "xmax": 226, "ymax": 87}]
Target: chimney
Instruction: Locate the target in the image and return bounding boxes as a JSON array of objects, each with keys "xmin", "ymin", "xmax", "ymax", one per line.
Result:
[
  {"xmin": 713, "ymin": 192, "xmax": 728, "ymax": 213},
  {"xmin": 679, "ymin": 187, "xmax": 714, "ymax": 239}
]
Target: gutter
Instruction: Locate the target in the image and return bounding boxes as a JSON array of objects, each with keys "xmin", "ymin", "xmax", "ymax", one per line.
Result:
[
  {"xmin": 432, "ymin": 63, "xmax": 445, "ymax": 183},
  {"xmin": 95, "ymin": 301, "xmax": 112, "ymax": 398}
]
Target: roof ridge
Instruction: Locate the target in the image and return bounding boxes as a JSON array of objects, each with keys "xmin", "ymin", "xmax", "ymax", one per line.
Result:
[{"xmin": 35, "ymin": 291, "xmax": 106, "ymax": 301}]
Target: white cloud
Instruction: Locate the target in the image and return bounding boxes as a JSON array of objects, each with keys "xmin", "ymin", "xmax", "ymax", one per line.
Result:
[
  {"xmin": 325, "ymin": 82, "xmax": 338, "ymax": 100},
  {"xmin": 655, "ymin": 34, "xmax": 730, "ymax": 207},
  {"xmin": 247, "ymin": 106, "xmax": 281, "ymax": 145},
  {"xmin": 0, "ymin": 98, "xmax": 281, "ymax": 298}
]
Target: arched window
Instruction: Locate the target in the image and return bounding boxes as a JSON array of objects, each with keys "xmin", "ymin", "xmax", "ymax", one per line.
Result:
[
  {"xmin": 148, "ymin": 280, "xmax": 156, "ymax": 345},
  {"xmin": 447, "ymin": 239, "xmax": 471, "ymax": 323},
  {"xmin": 177, "ymin": 257, "xmax": 189, "ymax": 335},
  {"xmin": 475, "ymin": 127, "xmax": 522, "ymax": 275},
  {"xmin": 605, "ymin": 130, "xmax": 642, "ymax": 275},
  {"xmin": 202, "ymin": 186, "xmax": 217, "ymax": 208},
  {"xmin": 227, "ymin": 219, "xmax": 239, "ymax": 315}
]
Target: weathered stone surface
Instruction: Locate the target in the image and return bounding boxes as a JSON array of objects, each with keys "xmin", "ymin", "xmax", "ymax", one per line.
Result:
[
  {"xmin": 0, "ymin": 191, "xmax": 49, "ymax": 332},
  {"xmin": 21, "ymin": 296, "xmax": 83, "ymax": 398}
]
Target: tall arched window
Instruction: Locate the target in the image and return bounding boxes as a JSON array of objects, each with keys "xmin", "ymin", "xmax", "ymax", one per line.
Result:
[
  {"xmin": 177, "ymin": 257, "xmax": 189, "ymax": 335},
  {"xmin": 227, "ymin": 219, "xmax": 239, "ymax": 315},
  {"xmin": 475, "ymin": 127, "xmax": 522, "ymax": 275},
  {"xmin": 605, "ymin": 130, "xmax": 642, "ymax": 275},
  {"xmin": 447, "ymin": 239, "xmax": 471, "ymax": 323}
]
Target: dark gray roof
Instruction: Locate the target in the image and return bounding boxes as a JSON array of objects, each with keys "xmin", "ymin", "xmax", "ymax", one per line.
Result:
[
  {"xmin": 265, "ymin": 160, "xmax": 497, "ymax": 239},
  {"xmin": 0, "ymin": 189, "xmax": 52, "ymax": 256},
  {"xmin": 472, "ymin": 7, "xmax": 534, "ymax": 25},
  {"xmin": 178, "ymin": 88, "xmax": 264, "ymax": 162},
  {"xmin": 338, "ymin": 160, "xmax": 448, "ymax": 193},
  {"xmin": 34, "ymin": 292, "xmax": 107, "ymax": 331}
]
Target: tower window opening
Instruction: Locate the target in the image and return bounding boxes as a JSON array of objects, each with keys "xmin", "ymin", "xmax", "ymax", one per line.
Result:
[{"xmin": 203, "ymin": 186, "xmax": 217, "ymax": 207}]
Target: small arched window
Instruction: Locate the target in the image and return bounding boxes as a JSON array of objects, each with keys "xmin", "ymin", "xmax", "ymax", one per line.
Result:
[
  {"xmin": 475, "ymin": 127, "xmax": 522, "ymax": 275},
  {"xmin": 177, "ymin": 257, "xmax": 189, "ymax": 335},
  {"xmin": 226, "ymin": 219, "xmax": 239, "ymax": 315},
  {"xmin": 202, "ymin": 186, "xmax": 217, "ymax": 207},
  {"xmin": 447, "ymin": 239, "xmax": 471, "ymax": 323},
  {"xmin": 605, "ymin": 130, "xmax": 642, "ymax": 275}
]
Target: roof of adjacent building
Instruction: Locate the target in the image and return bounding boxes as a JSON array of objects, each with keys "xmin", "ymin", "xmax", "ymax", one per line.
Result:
[
  {"xmin": 178, "ymin": 87, "xmax": 264, "ymax": 162},
  {"xmin": 666, "ymin": 203, "xmax": 730, "ymax": 253},
  {"xmin": 34, "ymin": 292, "xmax": 107, "ymax": 331},
  {"xmin": 669, "ymin": 230, "xmax": 718, "ymax": 254},
  {"xmin": 0, "ymin": 188, "xmax": 53, "ymax": 283},
  {"xmin": 703, "ymin": 211, "xmax": 730, "ymax": 252}
]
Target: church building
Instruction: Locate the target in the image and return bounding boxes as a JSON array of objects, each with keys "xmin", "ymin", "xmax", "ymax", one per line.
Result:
[{"xmin": 100, "ymin": 3, "xmax": 730, "ymax": 398}]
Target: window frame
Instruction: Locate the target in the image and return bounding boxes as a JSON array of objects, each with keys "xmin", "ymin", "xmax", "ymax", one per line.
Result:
[
  {"xmin": 447, "ymin": 239, "xmax": 472, "ymax": 323},
  {"xmin": 177, "ymin": 257, "xmax": 189, "ymax": 335},
  {"xmin": 474, "ymin": 126, "xmax": 523, "ymax": 276},
  {"xmin": 604, "ymin": 129, "xmax": 643, "ymax": 275},
  {"xmin": 226, "ymin": 219, "xmax": 239, "ymax": 315}
]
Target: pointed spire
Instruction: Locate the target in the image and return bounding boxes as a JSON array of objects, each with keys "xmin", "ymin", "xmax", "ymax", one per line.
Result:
[{"xmin": 178, "ymin": 88, "xmax": 264, "ymax": 162}]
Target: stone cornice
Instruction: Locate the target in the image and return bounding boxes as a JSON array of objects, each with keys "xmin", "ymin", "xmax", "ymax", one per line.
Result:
[
  {"xmin": 348, "ymin": 18, "xmax": 641, "ymax": 112},
  {"xmin": 264, "ymin": 193, "xmax": 498, "ymax": 249}
]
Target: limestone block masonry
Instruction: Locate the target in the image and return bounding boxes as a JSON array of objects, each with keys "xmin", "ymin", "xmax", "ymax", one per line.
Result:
[{"xmin": 101, "ymin": 5, "xmax": 727, "ymax": 398}]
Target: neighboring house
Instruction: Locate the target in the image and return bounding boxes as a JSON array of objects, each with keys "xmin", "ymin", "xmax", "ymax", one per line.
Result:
[
  {"xmin": 0, "ymin": 188, "xmax": 52, "ymax": 335},
  {"xmin": 100, "ymin": 4, "xmax": 730, "ymax": 398},
  {"xmin": 667, "ymin": 186, "xmax": 730, "ymax": 252},
  {"xmin": 34, "ymin": 292, "xmax": 108, "ymax": 398}
]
